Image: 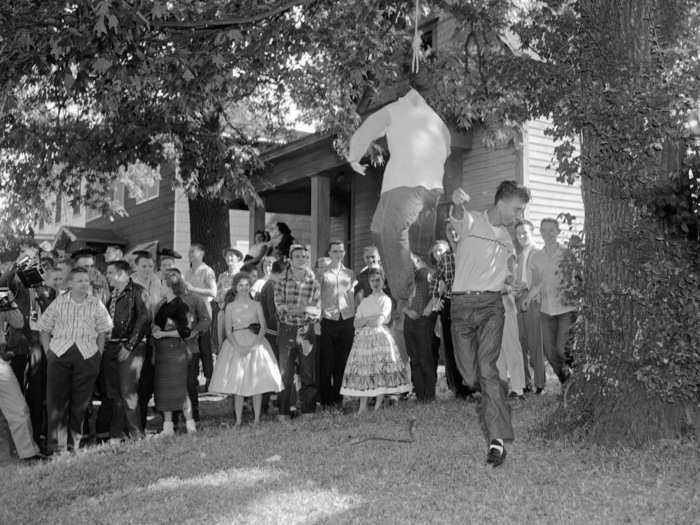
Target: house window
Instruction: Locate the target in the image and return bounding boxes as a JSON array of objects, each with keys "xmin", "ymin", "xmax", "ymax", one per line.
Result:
[
  {"xmin": 420, "ymin": 18, "xmax": 438, "ymax": 58},
  {"xmin": 86, "ymin": 181, "xmax": 124, "ymax": 221},
  {"xmin": 86, "ymin": 206, "xmax": 101, "ymax": 222},
  {"xmin": 72, "ymin": 200, "xmax": 81, "ymax": 217},
  {"xmin": 112, "ymin": 182, "xmax": 125, "ymax": 207},
  {"xmin": 135, "ymin": 178, "xmax": 159, "ymax": 204}
]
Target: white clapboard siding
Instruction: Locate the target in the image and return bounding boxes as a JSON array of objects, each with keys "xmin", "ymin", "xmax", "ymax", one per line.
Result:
[
  {"xmin": 523, "ymin": 119, "xmax": 584, "ymax": 241},
  {"xmin": 461, "ymin": 125, "xmax": 519, "ymax": 211},
  {"xmin": 229, "ymin": 210, "xmax": 250, "ymax": 255}
]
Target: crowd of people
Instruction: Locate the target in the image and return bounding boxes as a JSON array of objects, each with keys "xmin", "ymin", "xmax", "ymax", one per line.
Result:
[{"xmin": 0, "ymin": 182, "xmax": 578, "ymax": 467}]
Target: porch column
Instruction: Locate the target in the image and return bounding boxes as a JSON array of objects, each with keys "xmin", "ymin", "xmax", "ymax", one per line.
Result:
[
  {"xmin": 249, "ymin": 200, "xmax": 266, "ymax": 246},
  {"xmin": 311, "ymin": 175, "xmax": 330, "ymax": 264}
]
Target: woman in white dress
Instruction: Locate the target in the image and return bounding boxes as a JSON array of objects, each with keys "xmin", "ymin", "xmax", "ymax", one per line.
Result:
[
  {"xmin": 209, "ymin": 273, "xmax": 283, "ymax": 426},
  {"xmin": 341, "ymin": 268, "xmax": 411, "ymax": 414}
]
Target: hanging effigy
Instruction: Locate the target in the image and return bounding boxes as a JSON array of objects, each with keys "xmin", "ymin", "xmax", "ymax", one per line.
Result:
[{"xmin": 346, "ymin": 87, "xmax": 451, "ymax": 315}]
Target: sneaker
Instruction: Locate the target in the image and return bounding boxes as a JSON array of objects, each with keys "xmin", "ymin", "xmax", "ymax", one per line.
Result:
[
  {"xmin": 486, "ymin": 440, "xmax": 507, "ymax": 467},
  {"xmin": 159, "ymin": 421, "xmax": 175, "ymax": 436},
  {"xmin": 108, "ymin": 438, "xmax": 122, "ymax": 447},
  {"xmin": 508, "ymin": 392, "xmax": 526, "ymax": 401},
  {"xmin": 185, "ymin": 420, "xmax": 197, "ymax": 433}
]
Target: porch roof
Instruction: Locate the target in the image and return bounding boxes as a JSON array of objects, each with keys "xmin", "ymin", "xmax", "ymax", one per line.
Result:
[
  {"xmin": 253, "ymin": 132, "xmax": 346, "ymax": 194},
  {"xmin": 52, "ymin": 226, "xmax": 128, "ymax": 252}
]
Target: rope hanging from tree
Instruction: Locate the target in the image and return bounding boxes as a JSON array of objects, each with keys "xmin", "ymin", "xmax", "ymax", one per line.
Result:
[{"xmin": 411, "ymin": 0, "xmax": 421, "ymax": 73}]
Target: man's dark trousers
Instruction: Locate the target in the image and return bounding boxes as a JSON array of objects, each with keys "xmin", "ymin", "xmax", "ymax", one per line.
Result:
[
  {"xmin": 404, "ymin": 315, "xmax": 436, "ymax": 401},
  {"xmin": 46, "ymin": 344, "xmax": 101, "ymax": 452},
  {"xmin": 101, "ymin": 342, "xmax": 145, "ymax": 439},
  {"xmin": 137, "ymin": 339, "xmax": 155, "ymax": 432},
  {"xmin": 439, "ymin": 300, "xmax": 471, "ymax": 397},
  {"xmin": 277, "ymin": 323, "xmax": 317, "ymax": 415},
  {"xmin": 541, "ymin": 311, "xmax": 576, "ymax": 383},
  {"xmin": 198, "ymin": 331, "xmax": 213, "ymax": 388},
  {"xmin": 26, "ymin": 333, "xmax": 47, "ymax": 444},
  {"xmin": 451, "ymin": 292, "xmax": 513, "ymax": 442},
  {"xmin": 319, "ymin": 317, "xmax": 354, "ymax": 406}
]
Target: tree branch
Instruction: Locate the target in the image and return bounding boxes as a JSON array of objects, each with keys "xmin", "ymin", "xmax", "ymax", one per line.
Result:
[{"xmin": 155, "ymin": 0, "xmax": 315, "ymax": 31}]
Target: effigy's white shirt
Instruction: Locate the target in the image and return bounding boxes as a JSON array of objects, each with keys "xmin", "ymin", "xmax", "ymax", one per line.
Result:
[{"xmin": 348, "ymin": 89, "xmax": 451, "ymax": 194}]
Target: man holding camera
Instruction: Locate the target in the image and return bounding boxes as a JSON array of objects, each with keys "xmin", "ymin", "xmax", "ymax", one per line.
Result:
[{"xmin": 0, "ymin": 289, "xmax": 42, "ymax": 460}]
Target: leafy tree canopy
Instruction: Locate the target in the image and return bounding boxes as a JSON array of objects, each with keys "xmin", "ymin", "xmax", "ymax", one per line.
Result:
[{"xmin": 0, "ymin": 0, "xmax": 419, "ymax": 243}]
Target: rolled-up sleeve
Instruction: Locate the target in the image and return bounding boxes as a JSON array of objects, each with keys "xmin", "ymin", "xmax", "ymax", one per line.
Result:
[
  {"xmin": 94, "ymin": 302, "xmax": 114, "ymax": 334},
  {"xmin": 37, "ymin": 301, "xmax": 57, "ymax": 333}
]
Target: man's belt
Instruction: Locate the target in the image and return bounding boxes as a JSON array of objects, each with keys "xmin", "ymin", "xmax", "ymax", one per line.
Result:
[
  {"xmin": 451, "ymin": 290, "xmax": 502, "ymax": 296},
  {"xmin": 106, "ymin": 337, "xmax": 146, "ymax": 345}
]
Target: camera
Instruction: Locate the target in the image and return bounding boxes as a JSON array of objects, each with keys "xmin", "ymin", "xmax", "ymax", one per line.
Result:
[{"xmin": 0, "ymin": 287, "xmax": 14, "ymax": 311}]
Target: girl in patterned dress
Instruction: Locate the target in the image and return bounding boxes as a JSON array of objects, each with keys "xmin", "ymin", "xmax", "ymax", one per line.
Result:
[{"xmin": 341, "ymin": 268, "xmax": 411, "ymax": 414}]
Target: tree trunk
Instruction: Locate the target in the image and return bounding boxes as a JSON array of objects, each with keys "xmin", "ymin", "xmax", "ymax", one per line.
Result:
[
  {"xmin": 188, "ymin": 196, "xmax": 230, "ymax": 274},
  {"xmin": 545, "ymin": 0, "xmax": 700, "ymax": 445}
]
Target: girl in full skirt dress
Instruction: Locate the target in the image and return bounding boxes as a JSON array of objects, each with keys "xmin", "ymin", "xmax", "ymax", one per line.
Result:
[
  {"xmin": 209, "ymin": 272, "xmax": 283, "ymax": 426},
  {"xmin": 341, "ymin": 268, "xmax": 411, "ymax": 414}
]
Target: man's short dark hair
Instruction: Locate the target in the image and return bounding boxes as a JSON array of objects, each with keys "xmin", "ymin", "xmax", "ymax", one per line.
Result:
[
  {"xmin": 107, "ymin": 260, "xmax": 132, "ymax": 274},
  {"xmin": 289, "ymin": 244, "xmax": 308, "ymax": 257},
  {"xmin": 540, "ymin": 217, "xmax": 560, "ymax": 230},
  {"xmin": 190, "ymin": 243, "xmax": 205, "ymax": 254},
  {"xmin": 494, "ymin": 181, "xmax": 531, "ymax": 204},
  {"xmin": 165, "ymin": 268, "xmax": 182, "ymax": 276},
  {"xmin": 515, "ymin": 219, "xmax": 534, "ymax": 230},
  {"xmin": 328, "ymin": 240, "xmax": 344, "ymax": 252},
  {"xmin": 135, "ymin": 252, "xmax": 153, "ymax": 264},
  {"xmin": 69, "ymin": 267, "xmax": 89, "ymax": 278},
  {"xmin": 240, "ymin": 262, "xmax": 258, "ymax": 274}
]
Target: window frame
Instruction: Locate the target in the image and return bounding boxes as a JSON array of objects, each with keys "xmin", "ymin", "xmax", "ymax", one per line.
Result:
[{"xmin": 134, "ymin": 177, "xmax": 160, "ymax": 204}]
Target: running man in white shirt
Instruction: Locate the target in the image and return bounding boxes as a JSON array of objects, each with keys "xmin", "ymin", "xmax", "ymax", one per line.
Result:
[{"xmin": 449, "ymin": 180, "xmax": 531, "ymax": 467}]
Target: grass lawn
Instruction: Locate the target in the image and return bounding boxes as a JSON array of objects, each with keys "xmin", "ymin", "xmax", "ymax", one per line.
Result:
[{"xmin": 1, "ymin": 387, "xmax": 698, "ymax": 525}]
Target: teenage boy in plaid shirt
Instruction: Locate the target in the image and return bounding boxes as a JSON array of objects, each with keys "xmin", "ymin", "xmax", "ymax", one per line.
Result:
[
  {"xmin": 427, "ymin": 234, "xmax": 472, "ymax": 399},
  {"xmin": 274, "ymin": 245, "xmax": 321, "ymax": 418}
]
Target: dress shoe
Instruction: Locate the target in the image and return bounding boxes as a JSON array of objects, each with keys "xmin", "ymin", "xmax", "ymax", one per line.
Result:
[{"xmin": 486, "ymin": 440, "xmax": 507, "ymax": 467}]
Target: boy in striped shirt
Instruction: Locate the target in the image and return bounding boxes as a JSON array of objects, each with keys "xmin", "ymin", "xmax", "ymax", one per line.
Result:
[{"xmin": 39, "ymin": 267, "xmax": 113, "ymax": 454}]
